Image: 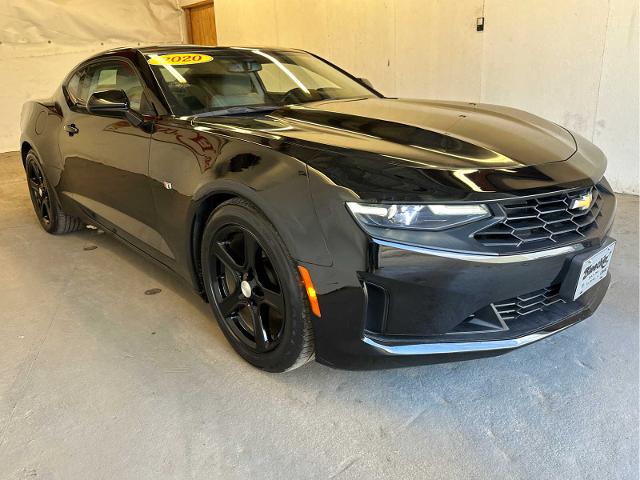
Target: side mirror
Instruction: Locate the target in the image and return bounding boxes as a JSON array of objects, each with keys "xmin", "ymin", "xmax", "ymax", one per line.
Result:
[
  {"xmin": 358, "ymin": 77, "xmax": 374, "ymax": 89},
  {"xmin": 87, "ymin": 89, "xmax": 129, "ymax": 114},
  {"xmin": 87, "ymin": 89, "xmax": 145, "ymax": 128}
]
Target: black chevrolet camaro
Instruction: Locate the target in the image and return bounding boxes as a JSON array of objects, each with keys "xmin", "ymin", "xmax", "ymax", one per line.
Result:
[{"xmin": 20, "ymin": 46, "xmax": 616, "ymax": 371}]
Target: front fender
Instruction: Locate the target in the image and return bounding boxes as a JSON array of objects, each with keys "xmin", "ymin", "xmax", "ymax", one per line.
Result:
[
  {"xmin": 190, "ymin": 172, "xmax": 333, "ymax": 267},
  {"xmin": 149, "ymin": 119, "xmax": 334, "ymax": 289}
]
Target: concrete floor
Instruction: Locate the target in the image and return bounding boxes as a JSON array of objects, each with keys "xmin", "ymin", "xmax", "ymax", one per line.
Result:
[{"xmin": 0, "ymin": 150, "xmax": 637, "ymax": 480}]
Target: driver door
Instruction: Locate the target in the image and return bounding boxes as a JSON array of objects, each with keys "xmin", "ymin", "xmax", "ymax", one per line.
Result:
[{"xmin": 58, "ymin": 59, "xmax": 169, "ymax": 258}]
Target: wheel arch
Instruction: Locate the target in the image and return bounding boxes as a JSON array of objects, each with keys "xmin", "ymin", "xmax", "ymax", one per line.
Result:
[
  {"xmin": 189, "ymin": 190, "xmax": 238, "ymax": 294},
  {"xmin": 21, "ymin": 141, "xmax": 32, "ymax": 168},
  {"xmin": 187, "ymin": 179, "xmax": 332, "ymax": 295}
]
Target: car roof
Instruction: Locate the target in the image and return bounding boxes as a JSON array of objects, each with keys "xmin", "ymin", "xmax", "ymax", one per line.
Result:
[
  {"xmin": 141, "ymin": 45, "xmax": 304, "ymax": 54},
  {"xmin": 93, "ymin": 45, "xmax": 306, "ymax": 59}
]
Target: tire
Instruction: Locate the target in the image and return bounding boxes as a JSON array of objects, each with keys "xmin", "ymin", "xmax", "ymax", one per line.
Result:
[
  {"xmin": 201, "ymin": 198, "xmax": 315, "ymax": 372},
  {"xmin": 25, "ymin": 150, "xmax": 83, "ymax": 234}
]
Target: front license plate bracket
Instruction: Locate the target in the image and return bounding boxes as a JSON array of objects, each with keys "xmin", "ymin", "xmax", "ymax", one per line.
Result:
[{"xmin": 559, "ymin": 239, "xmax": 616, "ymax": 301}]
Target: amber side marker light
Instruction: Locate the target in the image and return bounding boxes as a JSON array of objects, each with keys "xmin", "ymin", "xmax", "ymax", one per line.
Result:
[{"xmin": 297, "ymin": 265, "xmax": 321, "ymax": 317}]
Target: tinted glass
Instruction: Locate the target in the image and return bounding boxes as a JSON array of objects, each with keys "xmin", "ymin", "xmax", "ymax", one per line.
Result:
[
  {"xmin": 86, "ymin": 61, "xmax": 147, "ymax": 112},
  {"xmin": 66, "ymin": 67, "xmax": 92, "ymax": 105},
  {"xmin": 147, "ymin": 49, "xmax": 376, "ymax": 116}
]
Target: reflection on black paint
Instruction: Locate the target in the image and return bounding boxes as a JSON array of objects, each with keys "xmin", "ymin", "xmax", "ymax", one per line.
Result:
[
  {"xmin": 228, "ymin": 154, "xmax": 261, "ymax": 173},
  {"xmin": 154, "ymin": 125, "xmax": 222, "ymax": 173},
  {"xmin": 282, "ymin": 108, "xmax": 499, "ymax": 161}
]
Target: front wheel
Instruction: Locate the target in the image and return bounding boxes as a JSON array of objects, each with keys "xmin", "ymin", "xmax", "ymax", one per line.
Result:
[{"xmin": 201, "ymin": 198, "xmax": 315, "ymax": 372}]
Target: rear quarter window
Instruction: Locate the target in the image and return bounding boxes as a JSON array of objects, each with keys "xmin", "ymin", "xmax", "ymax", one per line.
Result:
[{"xmin": 65, "ymin": 68, "xmax": 92, "ymax": 106}]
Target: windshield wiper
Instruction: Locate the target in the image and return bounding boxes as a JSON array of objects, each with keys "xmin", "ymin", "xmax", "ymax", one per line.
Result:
[{"xmin": 193, "ymin": 105, "xmax": 281, "ymax": 118}]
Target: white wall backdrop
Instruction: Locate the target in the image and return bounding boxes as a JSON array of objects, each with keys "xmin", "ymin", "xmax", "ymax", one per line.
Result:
[
  {"xmin": 0, "ymin": 0, "xmax": 185, "ymax": 153},
  {"xmin": 1, "ymin": 0, "xmax": 636, "ymax": 194},
  {"xmin": 214, "ymin": 0, "xmax": 639, "ymax": 194}
]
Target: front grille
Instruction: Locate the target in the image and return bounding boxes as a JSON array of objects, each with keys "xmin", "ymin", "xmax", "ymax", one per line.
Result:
[
  {"xmin": 493, "ymin": 284, "xmax": 565, "ymax": 322},
  {"xmin": 475, "ymin": 186, "xmax": 602, "ymax": 249}
]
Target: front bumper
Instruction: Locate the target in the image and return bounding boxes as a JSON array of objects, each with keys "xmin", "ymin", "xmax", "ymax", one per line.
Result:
[
  {"xmin": 362, "ymin": 276, "xmax": 608, "ymax": 356},
  {"xmin": 309, "ymin": 237, "xmax": 613, "ymax": 370}
]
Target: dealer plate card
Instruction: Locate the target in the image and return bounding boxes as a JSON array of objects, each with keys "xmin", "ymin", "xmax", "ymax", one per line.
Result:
[{"xmin": 574, "ymin": 242, "xmax": 615, "ymax": 300}]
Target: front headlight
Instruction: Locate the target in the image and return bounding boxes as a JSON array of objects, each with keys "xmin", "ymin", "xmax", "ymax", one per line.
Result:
[{"xmin": 346, "ymin": 202, "xmax": 490, "ymax": 231}]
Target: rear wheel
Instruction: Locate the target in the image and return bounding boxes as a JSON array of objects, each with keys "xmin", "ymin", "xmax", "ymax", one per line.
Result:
[
  {"xmin": 201, "ymin": 198, "xmax": 314, "ymax": 372},
  {"xmin": 25, "ymin": 150, "xmax": 82, "ymax": 234}
]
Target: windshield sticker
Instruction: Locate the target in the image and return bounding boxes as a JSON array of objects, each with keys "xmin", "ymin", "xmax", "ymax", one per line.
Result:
[{"xmin": 148, "ymin": 53, "xmax": 213, "ymax": 66}]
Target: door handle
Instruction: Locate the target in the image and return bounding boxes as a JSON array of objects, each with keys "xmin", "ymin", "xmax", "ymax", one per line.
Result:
[{"xmin": 64, "ymin": 124, "xmax": 79, "ymax": 136}]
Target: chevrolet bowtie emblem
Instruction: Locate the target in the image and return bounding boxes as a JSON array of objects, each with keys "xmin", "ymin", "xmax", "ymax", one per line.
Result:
[{"xmin": 570, "ymin": 192, "xmax": 593, "ymax": 210}]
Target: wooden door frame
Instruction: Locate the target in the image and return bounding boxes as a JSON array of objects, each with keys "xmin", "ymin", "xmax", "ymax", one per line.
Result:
[{"xmin": 183, "ymin": 1, "xmax": 216, "ymax": 45}]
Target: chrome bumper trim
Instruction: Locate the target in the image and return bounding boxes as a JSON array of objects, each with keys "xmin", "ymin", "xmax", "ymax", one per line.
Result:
[
  {"xmin": 373, "ymin": 239, "xmax": 583, "ymax": 264},
  {"xmin": 362, "ymin": 321, "xmax": 573, "ymax": 356}
]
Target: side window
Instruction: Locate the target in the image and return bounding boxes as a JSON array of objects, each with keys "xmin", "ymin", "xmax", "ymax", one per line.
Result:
[
  {"xmin": 65, "ymin": 67, "xmax": 92, "ymax": 106},
  {"xmin": 86, "ymin": 61, "xmax": 150, "ymax": 113}
]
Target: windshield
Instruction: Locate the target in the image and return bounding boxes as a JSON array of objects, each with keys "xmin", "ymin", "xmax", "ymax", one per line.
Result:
[{"xmin": 146, "ymin": 49, "xmax": 377, "ymax": 116}]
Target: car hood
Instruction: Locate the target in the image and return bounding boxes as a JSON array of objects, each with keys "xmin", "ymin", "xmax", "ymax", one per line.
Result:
[
  {"xmin": 266, "ymin": 97, "xmax": 577, "ymax": 170},
  {"xmin": 192, "ymin": 97, "xmax": 606, "ymax": 201},
  {"xmin": 194, "ymin": 97, "xmax": 577, "ymax": 170}
]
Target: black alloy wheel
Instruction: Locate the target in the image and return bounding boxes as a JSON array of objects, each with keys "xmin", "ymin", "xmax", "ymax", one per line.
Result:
[
  {"xmin": 26, "ymin": 155, "xmax": 53, "ymax": 228},
  {"xmin": 25, "ymin": 150, "xmax": 83, "ymax": 234},
  {"xmin": 210, "ymin": 225, "xmax": 286, "ymax": 353},
  {"xmin": 201, "ymin": 198, "xmax": 314, "ymax": 372}
]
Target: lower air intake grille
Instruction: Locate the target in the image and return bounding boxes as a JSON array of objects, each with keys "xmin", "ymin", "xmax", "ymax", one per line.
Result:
[
  {"xmin": 475, "ymin": 186, "xmax": 602, "ymax": 250},
  {"xmin": 493, "ymin": 284, "xmax": 565, "ymax": 322}
]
